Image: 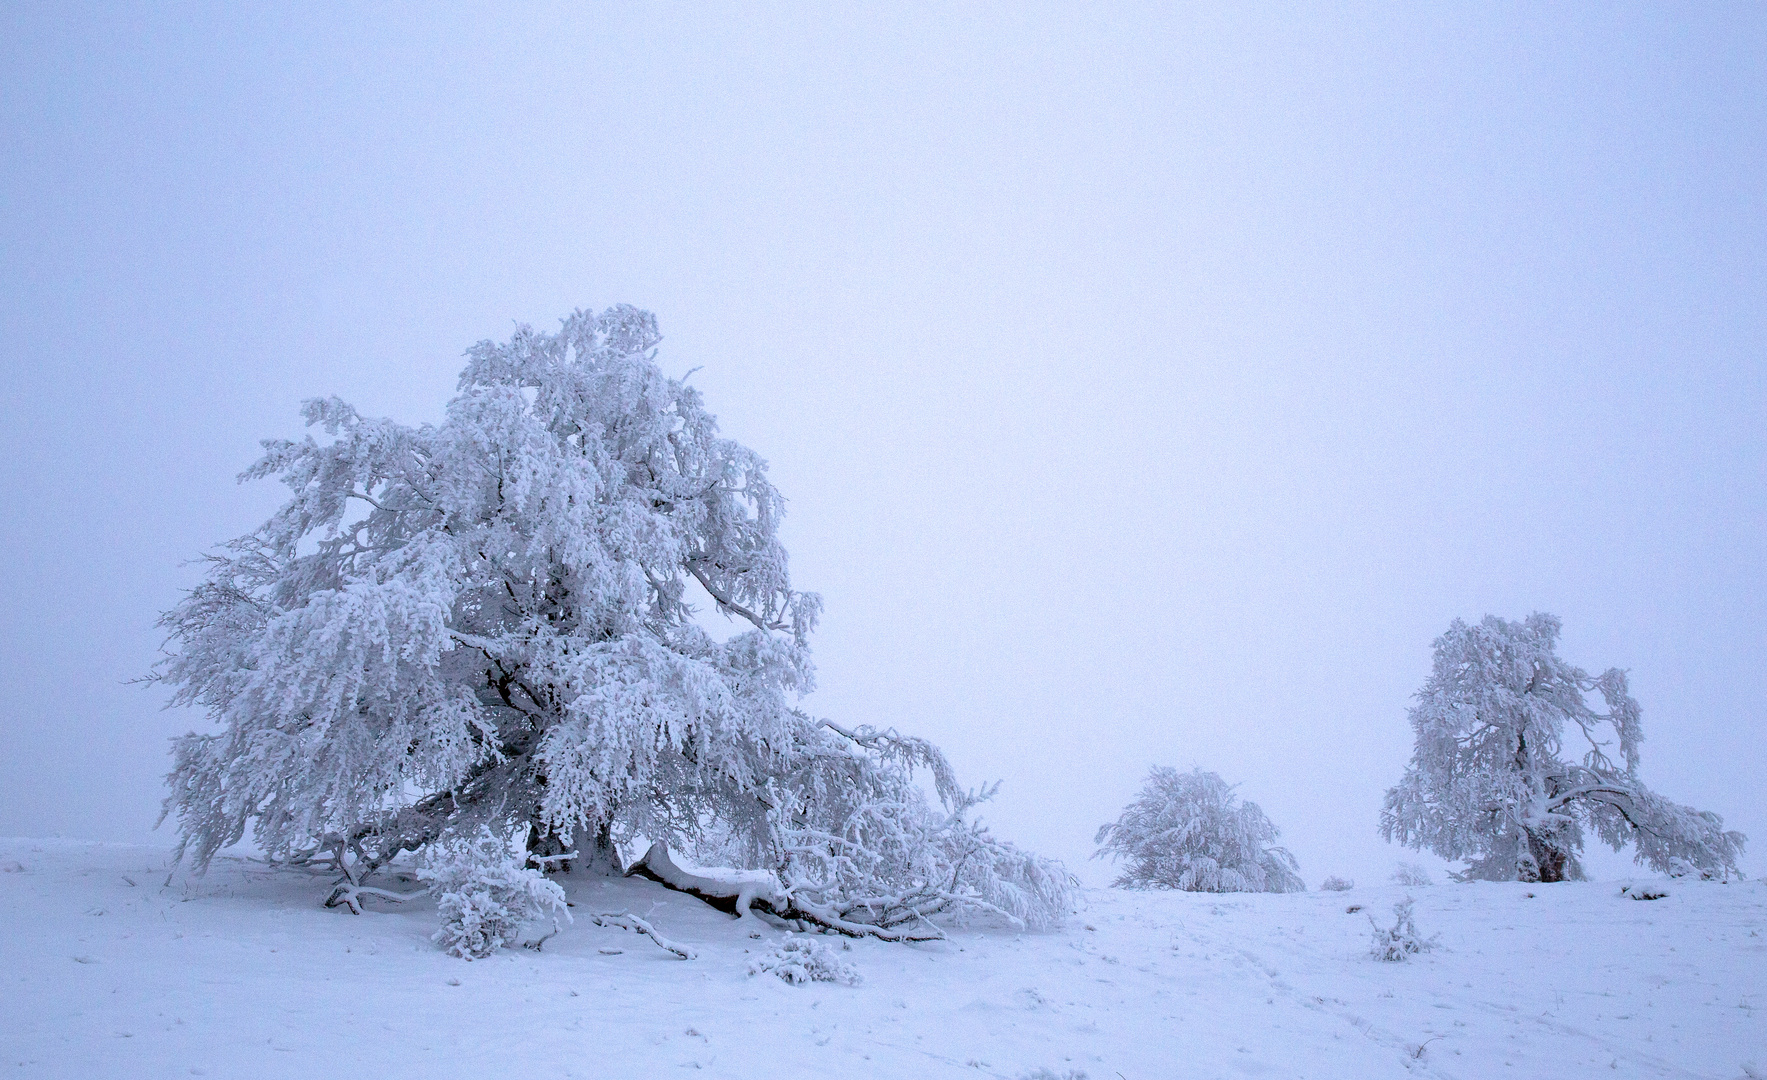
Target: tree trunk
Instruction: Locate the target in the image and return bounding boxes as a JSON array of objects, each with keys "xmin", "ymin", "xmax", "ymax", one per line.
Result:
[
  {"xmin": 1522, "ymin": 829, "xmax": 1570, "ymax": 883},
  {"xmin": 526, "ymin": 821, "xmax": 623, "ymax": 876}
]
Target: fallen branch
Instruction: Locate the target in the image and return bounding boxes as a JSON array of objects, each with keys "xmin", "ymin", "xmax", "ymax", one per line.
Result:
[
  {"xmin": 588, "ymin": 912, "xmax": 696, "ymax": 960},
  {"xmin": 324, "ymin": 880, "xmax": 428, "ymax": 914},
  {"xmin": 623, "ymin": 843, "xmax": 942, "ymax": 942}
]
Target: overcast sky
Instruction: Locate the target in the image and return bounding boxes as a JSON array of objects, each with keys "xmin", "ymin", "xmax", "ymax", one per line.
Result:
[{"xmin": 3, "ymin": 4, "xmax": 1762, "ymax": 884}]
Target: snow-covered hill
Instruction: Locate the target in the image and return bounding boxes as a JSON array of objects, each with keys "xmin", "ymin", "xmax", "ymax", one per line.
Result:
[{"xmin": 2, "ymin": 838, "xmax": 1761, "ymax": 1079}]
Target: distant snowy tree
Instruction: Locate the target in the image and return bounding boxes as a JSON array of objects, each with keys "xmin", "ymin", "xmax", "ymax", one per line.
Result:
[
  {"xmin": 1319, "ymin": 875, "xmax": 1354, "ymax": 892},
  {"xmin": 1390, "ymin": 861, "xmax": 1433, "ymax": 887},
  {"xmin": 1094, "ymin": 767, "xmax": 1304, "ymax": 893},
  {"xmin": 1380, "ymin": 614, "xmax": 1745, "ymax": 883},
  {"xmin": 153, "ymin": 304, "xmax": 1071, "ymax": 940}
]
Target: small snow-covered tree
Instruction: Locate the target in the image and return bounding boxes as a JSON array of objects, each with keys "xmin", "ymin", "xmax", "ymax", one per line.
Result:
[
  {"xmin": 1380, "ymin": 613, "xmax": 1745, "ymax": 883},
  {"xmin": 1094, "ymin": 767, "xmax": 1304, "ymax": 893},
  {"xmin": 153, "ymin": 303, "xmax": 1072, "ymax": 940}
]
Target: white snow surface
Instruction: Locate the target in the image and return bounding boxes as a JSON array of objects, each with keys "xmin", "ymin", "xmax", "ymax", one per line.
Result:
[{"xmin": 3, "ymin": 839, "xmax": 1762, "ymax": 1079}]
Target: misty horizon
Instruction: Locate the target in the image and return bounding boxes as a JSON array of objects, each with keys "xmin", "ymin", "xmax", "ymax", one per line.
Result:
[{"xmin": 3, "ymin": 5, "xmax": 1762, "ymax": 890}]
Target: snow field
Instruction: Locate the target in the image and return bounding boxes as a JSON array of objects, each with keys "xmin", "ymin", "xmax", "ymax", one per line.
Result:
[{"xmin": 2, "ymin": 839, "xmax": 1762, "ymax": 1079}]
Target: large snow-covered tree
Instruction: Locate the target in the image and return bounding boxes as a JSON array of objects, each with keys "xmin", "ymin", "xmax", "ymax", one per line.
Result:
[
  {"xmin": 1380, "ymin": 613, "xmax": 1745, "ymax": 883},
  {"xmin": 1094, "ymin": 767, "xmax": 1304, "ymax": 893},
  {"xmin": 155, "ymin": 305, "xmax": 1073, "ymax": 937}
]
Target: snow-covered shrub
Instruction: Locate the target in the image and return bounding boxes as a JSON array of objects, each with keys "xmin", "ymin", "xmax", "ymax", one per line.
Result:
[
  {"xmin": 1381, "ymin": 613, "xmax": 1746, "ymax": 882},
  {"xmin": 1094, "ymin": 767, "xmax": 1304, "ymax": 893},
  {"xmin": 1319, "ymin": 875, "xmax": 1354, "ymax": 892},
  {"xmin": 1666, "ymin": 856, "xmax": 1737, "ymax": 882},
  {"xmin": 419, "ymin": 827, "xmax": 570, "ymax": 960},
  {"xmin": 1368, "ymin": 898, "xmax": 1435, "ymax": 962},
  {"xmin": 1020, "ymin": 1069, "xmax": 1088, "ymax": 1080},
  {"xmin": 1391, "ymin": 861, "xmax": 1433, "ymax": 887},
  {"xmin": 747, "ymin": 934, "xmax": 861, "ymax": 985}
]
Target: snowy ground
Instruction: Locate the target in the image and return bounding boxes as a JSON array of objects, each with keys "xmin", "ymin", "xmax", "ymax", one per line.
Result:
[{"xmin": 2, "ymin": 839, "xmax": 1762, "ymax": 1079}]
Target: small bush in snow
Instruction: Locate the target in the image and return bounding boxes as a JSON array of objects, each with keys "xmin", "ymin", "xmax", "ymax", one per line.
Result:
[
  {"xmin": 747, "ymin": 934, "xmax": 861, "ymax": 985},
  {"xmin": 419, "ymin": 827, "xmax": 570, "ymax": 960},
  {"xmin": 1095, "ymin": 767, "xmax": 1304, "ymax": 893},
  {"xmin": 1319, "ymin": 875, "xmax": 1354, "ymax": 891},
  {"xmin": 1019, "ymin": 1069, "xmax": 1088, "ymax": 1080},
  {"xmin": 1368, "ymin": 897, "xmax": 1435, "ymax": 961},
  {"xmin": 1391, "ymin": 861, "xmax": 1433, "ymax": 887}
]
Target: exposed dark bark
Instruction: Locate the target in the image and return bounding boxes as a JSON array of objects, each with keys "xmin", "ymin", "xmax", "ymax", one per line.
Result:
[
  {"xmin": 1520, "ymin": 828, "xmax": 1572, "ymax": 883},
  {"xmin": 623, "ymin": 859, "xmax": 744, "ymax": 916}
]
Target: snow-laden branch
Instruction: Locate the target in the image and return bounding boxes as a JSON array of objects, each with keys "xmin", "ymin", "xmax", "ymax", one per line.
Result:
[{"xmin": 625, "ymin": 842, "xmax": 946, "ymax": 941}]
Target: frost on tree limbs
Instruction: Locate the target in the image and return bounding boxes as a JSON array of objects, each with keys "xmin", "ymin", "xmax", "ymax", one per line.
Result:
[
  {"xmin": 153, "ymin": 305, "xmax": 1074, "ymax": 943},
  {"xmin": 1380, "ymin": 613, "xmax": 1745, "ymax": 883}
]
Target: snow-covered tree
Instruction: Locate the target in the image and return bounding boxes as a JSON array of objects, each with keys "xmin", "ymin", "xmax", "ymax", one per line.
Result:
[
  {"xmin": 1094, "ymin": 767, "xmax": 1304, "ymax": 893},
  {"xmin": 154, "ymin": 304, "xmax": 1071, "ymax": 938},
  {"xmin": 1380, "ymin": 613, "xmax": 1745, "ymax": 883}
]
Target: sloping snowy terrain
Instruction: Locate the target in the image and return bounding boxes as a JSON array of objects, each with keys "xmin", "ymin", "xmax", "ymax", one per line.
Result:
[{"xmin": 2, "ymin": 839, "xmax": 1761, "ymax": 1079}]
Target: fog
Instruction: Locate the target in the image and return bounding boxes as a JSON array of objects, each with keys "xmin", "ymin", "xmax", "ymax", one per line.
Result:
[{"xmin": 2, "ymin": 4, "xmax": 1762, "ymax": 885}]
